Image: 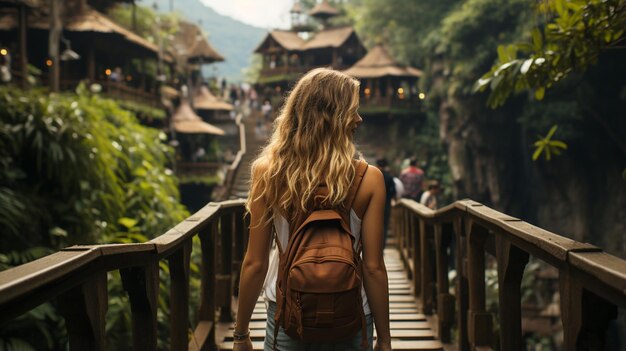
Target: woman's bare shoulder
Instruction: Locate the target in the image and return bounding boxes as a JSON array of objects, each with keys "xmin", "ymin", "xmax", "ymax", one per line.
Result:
[
  {"xmin": 353, "ymin": 164, "xmax": 385, "ymax": 216},
  {"xmin": 363, "ymin": 164, "xmax": 384, "ymax": 188}
]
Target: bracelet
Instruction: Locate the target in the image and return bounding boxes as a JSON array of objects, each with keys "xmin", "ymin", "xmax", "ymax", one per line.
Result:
[{"xmin": 233, "ymin": 328, "xmax": 250, "ymax": 342}]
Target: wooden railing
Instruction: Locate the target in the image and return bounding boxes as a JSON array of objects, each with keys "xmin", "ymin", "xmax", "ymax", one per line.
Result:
[
  {"xmin": 221, "ymin": 113, "xmax": 246, "ymax": 200},
  {"xmin": 2, "ymin": 197, "xmax": 625, "ymax": 350},
  {"xmin": 393, "ymin": 199, "xmax": 626, "ymax": 350},
  {"xmin": 0, "ymin": 199, "xmax": 249, "ymax": 351},
  {"xmin": 58, "ymin": 80, "xmax": 160, "ymax": 107}
]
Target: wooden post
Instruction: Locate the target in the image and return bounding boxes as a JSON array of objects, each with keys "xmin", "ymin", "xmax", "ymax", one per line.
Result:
[
  {"xmin": 169, "ymin": 240, "xmax": 192, "ymax": 350},
  {"xmin": 197, "ymin": 220, "xmax": 218, "ymax": 350},
  {"xmin": 453, "ymin": 217, "xmax": 470, "ymax": 351},
  {"xmin": 559, "ymin": 266, "xmax": 618, "ymax": 350},
  {"xmin": 233, "ymin": 208, "xmax": 245, "ymax": 296},
  {"xmin": 218, "ymin": 211, "xmax": 234, "ymax": 322},
  {"xmin": 411, "ymin": 214, "xmax": 421, "ymax": 296},
  {"xmin": 496, "ymin": 238, "xmax": 528, "ymax": 351},
  {"xmin": 57, "ymin": 272, "xmax": 108, "ymax": 350},
  {"xmin": 435, "ymin": 223, "xmax": 454, "ymax": 342},
  {"xmin": 48, "ymin": 0, "xmax": 62, "ymax": 92},
  {"xmin": 121, "ymin": 262, "xmax": 159, "ymax": 351},
  {"xmin": 18, "ymin": 4, "xmax": 28, "ymax": 89},
  {"xmin": 466, "ymin": 220, "xmax": 492, "ymax": 348},
  {"xmin": 404, "ymin": 209, "xmax": 411, "ymax": 274},
  {"xmin": 419, "ymin": 220, "xmax": 433, "ymax": 314}
]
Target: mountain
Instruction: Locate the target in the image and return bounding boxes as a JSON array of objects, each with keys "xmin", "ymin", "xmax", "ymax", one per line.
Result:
[{"xmin": 150, "ymin": 0, "xmax": 267, "ymax": 82}]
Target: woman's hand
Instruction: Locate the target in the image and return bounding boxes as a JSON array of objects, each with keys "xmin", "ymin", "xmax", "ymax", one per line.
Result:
[
  {"xmin": 232, "ymin": 336, "xmax": 253, "ymax": 351},
  {"xmin": 374, "ymin": 340, "xmax": 392, "ymax": 351}
]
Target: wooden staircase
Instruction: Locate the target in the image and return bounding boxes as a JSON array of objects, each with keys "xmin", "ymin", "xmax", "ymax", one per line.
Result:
[
  {"xmin": 217, "ymin": 247, "xmax": 444, "ymax": 351},
  {"xmin": 228, "ymin": 111, "xmax": 268, "ymax": 199}
]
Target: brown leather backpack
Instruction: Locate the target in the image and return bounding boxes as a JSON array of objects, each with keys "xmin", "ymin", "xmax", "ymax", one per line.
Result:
[{"xmin": 272, "ymin": 160, "xmax": 369, "ymax": 349}]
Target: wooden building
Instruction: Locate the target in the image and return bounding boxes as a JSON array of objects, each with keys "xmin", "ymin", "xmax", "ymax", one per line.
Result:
[
  {"xmin": 0, "ymin": 0, "xmax": 170, "ymax": 109},
  {"xmin": 170, "ymin": 20, "xmax": 223, "ymax": 89},
  {"xmin": 343, "ymin": 45, "xmax": 423, "ymax": 116},
  {"xmin": 254, "ymin": 0, "xmax": 366, "ymax": 89}
]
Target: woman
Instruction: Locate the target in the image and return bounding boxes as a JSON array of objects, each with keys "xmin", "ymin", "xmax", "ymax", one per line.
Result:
[{"xmin": 233, "ymin": 68, "xmax": 392, "ymax": 351}]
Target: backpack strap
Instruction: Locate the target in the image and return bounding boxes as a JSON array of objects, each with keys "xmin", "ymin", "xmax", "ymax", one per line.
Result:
[{"xmin": 343, "ymin": 159, "xmax": 368, "ymax": 219}]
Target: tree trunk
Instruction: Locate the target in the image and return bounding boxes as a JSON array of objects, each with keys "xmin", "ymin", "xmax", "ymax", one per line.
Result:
[
  {"xmin": 48, "ymin": 0, "xmax": 62, "ymax": 92},
  {"xmin": 19, "ymin": 4, "xmax": 28, "ymax": 89}
]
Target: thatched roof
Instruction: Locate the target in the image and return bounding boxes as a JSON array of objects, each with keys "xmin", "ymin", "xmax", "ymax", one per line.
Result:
[
  {"xmin": 309, "ymin": 0, "xmax": 339, "ymax": 19},
  {"xmin": 343, "ymin": 45, "xmax": 423, "ymax": 79},
  {"xmin": 172, "ymin": 21, "xmax": 224, "ymax": 64},
  {"xmin": 254, "ymin": 26, "xmax": 356, "ymax": 53},
  {"xmin": 193, "ymin": 86, "xmax": 233, "ymax": 111},
  {"xmin": 0, "ymin": 7, "xmax": 161, "ymax": 56},
  {"xmin": 172, "ymin": 100, "xmax": 225, "ymax": 135},
  {"xmin": 254, "ymin": 30, "xmax": 304, "ymax": 53},
  {"xmin": 304, "ymin": 26, "xmax": 354, "ymax": 49}
]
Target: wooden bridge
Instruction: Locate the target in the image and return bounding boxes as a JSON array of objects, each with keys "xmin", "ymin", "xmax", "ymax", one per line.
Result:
[{"xmin": 1, "ymin": 196, "xmax": 625, "ymax": 350}]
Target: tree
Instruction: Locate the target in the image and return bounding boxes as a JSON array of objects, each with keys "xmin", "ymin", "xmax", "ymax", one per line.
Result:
[
  {"xmin": 475, "ymin": 0, "xmax": 626, "ymax": 160},
  {"xmin": 476, "ymin": 0, "xmax": 626, "ymax": 108}
]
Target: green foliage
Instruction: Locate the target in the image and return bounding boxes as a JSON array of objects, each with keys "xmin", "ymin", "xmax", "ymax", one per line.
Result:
[
  {"xmin": 532, "ymin": 125, "xmax": 568, "ymax": 161},
  {"xmin": 476, "ymin": 0, "xmax": 626, "ymax": 107},
  {"xmin": 116, "ymin": 100, "xmax": 167, "ymax": 120},
  {"xmin": 346, "ymin": 0, "xmax": 461, "ymax": 67},
  {"xmin": 107, "ymin": 3, "xmax": 180, "ymax": 46},
  {"xmin": 0, "ymin": 85, "xmax": 189, "ymax": 349},
  {"xmin": 0, "ymin": 85, "xmax": 187, "ymax": 252}
]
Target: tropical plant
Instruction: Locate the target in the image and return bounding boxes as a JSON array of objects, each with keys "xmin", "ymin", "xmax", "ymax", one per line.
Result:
[
  {"xmin": 475, "ymin": 0, "xmax": 626, "ymax": 108},
  {"xmin": 475, "ymin": 0, "xmax": 626, "ymax": 161},
  {"xmin": 0, "ymin": 85, "xmax": 189, "ymax": 349}
]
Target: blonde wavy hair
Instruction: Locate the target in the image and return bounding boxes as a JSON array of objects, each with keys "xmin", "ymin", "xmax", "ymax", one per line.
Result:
[{"xmin": 248, "ymin": 68, "xmax": 362, "ymax": 226}]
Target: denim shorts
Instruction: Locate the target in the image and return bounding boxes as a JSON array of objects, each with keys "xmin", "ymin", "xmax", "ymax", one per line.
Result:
[{"xmin": 263, "ymin": 300, "xmax": 374, "ymax": 351}]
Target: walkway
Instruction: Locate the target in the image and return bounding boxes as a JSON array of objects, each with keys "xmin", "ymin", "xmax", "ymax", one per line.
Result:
[
  {"xmin": 217, "ymin": 247, "xmax": 444, "ymax": 351},
  {"xmin": 219, "ymin": 111, "xmax": 444, "ymax": 349}
]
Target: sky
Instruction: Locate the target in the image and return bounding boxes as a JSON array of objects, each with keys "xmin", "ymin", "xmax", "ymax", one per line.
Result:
[{"xmin": 200, "ymin": 0, "xmax": 294, "ymax": 29}]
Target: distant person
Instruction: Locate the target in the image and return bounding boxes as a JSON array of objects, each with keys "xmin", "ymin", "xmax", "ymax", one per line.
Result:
[
  {"xmin": 248, "ymin": 87, "xmax": 258, "ymax": 110},
  {"xmin": 392, "ymin": 176, "xmax": 404, "ymax": 203},
  {"xmin": 109, "ymin": 67, "xmax": 122, "ymax": 82},
  {"xmin": 261, "ymin": 99, "xmax": 272, "ymax": 122},
  {"xmin": 400, "ymin": 158, "xmax": 424, "ymax": 202},
  {"xmin": 420, "ymin": 180, "xmax": 440, "ymax": 210},
  {"xmin": 229, "ymin": 84, "xmax": 239, "ymax": 105},
  {"xmin": 376, "ymin": 158, "xmax": 396, "ymax": 248},
  {"xmin": 221, "ymin": 77, "xmax": 227, "ymax": 95},
  {"xmin": 193, "ymin": 146, "xmax": 206, "ymax": 162}
]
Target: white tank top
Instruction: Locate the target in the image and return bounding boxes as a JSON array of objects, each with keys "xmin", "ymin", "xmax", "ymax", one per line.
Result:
[{"xmin": 262, "ymin": 209, "xmax": 371, "ymax": 315}]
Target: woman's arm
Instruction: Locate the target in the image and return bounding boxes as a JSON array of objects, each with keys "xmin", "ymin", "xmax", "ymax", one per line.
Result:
[
  {"xmin": 361, "ymin": 167, "xmax": 392, "ymax": 350},
  {"xmin": 233, "ymin": 167, "xmax": 273, "ymax": 350}
]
